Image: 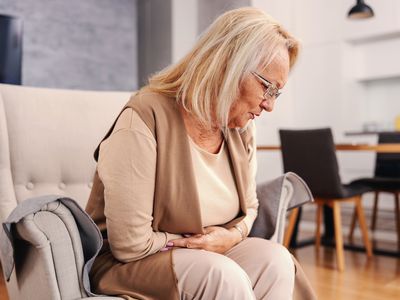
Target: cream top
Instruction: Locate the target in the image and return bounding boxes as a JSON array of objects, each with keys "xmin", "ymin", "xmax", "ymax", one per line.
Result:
[
  {"xmin": 188, "ymin": 136, "xmax": 239, "ymax": 227},
  {"xmin": 98, "ymin": 108, "xmax": 259, "ymax": 262}
]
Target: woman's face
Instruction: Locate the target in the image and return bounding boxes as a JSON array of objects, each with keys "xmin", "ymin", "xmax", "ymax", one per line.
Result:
[{"xmin": 228, "ymin": 48, "xmax": 290, "ymax": 128}]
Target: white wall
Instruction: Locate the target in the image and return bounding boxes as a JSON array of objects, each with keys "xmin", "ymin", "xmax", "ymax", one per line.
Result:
[
  {"xmin": 251, "ymin": 0, "xmax": 398, "ymax": 170},
  {"xmin": 172, "ymin": 0, "xmax": 198, "ymax": 63},
  {"xmin": 251, "ymin": 1, "xmax": 399, "ymax": 218}
]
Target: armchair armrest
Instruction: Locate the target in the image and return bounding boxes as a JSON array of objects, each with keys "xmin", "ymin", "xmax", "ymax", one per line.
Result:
[
  {"xmin": 1, "ymin": 201, "xmax": 92, "ymax": 299},
  {"xmin": 250, "ymin": 172, "xmax": 313, "ymax": 244},
  {"xmin": 0, "ymin": 196, "xmax": 124, "ymax": 299}
]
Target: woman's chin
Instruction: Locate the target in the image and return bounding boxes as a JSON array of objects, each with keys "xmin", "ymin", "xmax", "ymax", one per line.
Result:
[{"xmin": 227, "ymin": 119, "xmax": 250, "ymax": 129}]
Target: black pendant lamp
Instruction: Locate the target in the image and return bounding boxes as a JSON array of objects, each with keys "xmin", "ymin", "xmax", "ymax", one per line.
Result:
[{"xmin": 348, "ymin": 0, "xmax": 375, "ymax": 19}]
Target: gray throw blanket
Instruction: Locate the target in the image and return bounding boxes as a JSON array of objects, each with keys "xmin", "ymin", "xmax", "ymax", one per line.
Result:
[{"xmin": 250, "ymin": 172, "xmax": 313, "ymax": 242}]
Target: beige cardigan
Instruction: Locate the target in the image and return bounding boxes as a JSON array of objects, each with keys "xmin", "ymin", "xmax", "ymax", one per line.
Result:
[
  {"xmin": 86, "ymin": 91, "xmax": 253, "ymax": 299},
  {"xmin": 94, "ymin": 107, "xmax": 259, "ymax": 262}
]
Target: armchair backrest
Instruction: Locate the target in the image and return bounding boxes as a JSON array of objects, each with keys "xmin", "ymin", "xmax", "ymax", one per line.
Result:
[
  {"xmin": 375, "ymin": 132, "xmax": 400, "ymax": 178},
  {"xmin": 0, "ymin": 84, "xmax": 130, "ymax": 223},
  {"xmin": 279, "ymin": 128, "xmax": 344, "ymax": 198}
]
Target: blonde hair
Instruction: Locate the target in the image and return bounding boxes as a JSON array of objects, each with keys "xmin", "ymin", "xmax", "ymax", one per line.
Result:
[{"xmin": 145, "ymin": 7, "xmax": 299, "ymax": 129}]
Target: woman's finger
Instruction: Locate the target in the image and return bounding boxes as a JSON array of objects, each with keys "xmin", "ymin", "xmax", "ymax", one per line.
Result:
[
  {"xmin": 169, "ymin": 238, "xmax": 187, "ymax": 248},
  {"xmin": 169, "ymin": 236, "xmax": 207, "ymax": 249},
  {"xmin": 159, "ymin": 247, "xmax": 171, "ymax": 252},
  {"xmin": 169, "ymin": 237, "xmax": 198, "ymax": 248}
]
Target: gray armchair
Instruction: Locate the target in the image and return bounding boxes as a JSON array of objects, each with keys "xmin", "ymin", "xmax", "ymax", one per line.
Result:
[{"xmin": 0, "ymin": 84, "xmax": 312, "ymax": 299}]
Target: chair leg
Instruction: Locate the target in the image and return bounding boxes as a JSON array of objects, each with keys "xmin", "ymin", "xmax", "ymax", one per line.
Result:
[
  {"xmin": 371, "ymin": 191, "xmax": 379, "ymax": 231},
  {"xmin": 349, "ymin": 207, "xmax": 357, "ymax": 241},
  {"xmin": 394, "ymin": 192, "xmax": 400, "ymax": 250},
  {"xmin": 332, "ymin": 201, "xmax": 345, "ymax": 272},
  {"xmin": 284, "ymin": 207, "xmax": 299, "ymax": 248},
  {"xmin": 355, "ymin": 197, "xmax": 373, "ymax": 257},
  {"xmin": 315, "ymin": 203, "xmax": 323, "ymax": 252}
]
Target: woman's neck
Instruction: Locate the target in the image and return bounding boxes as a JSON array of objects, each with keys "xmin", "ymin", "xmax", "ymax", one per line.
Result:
[{"xmin": 180, "ymin": 106, "xmax": 223, "ymax": 154}]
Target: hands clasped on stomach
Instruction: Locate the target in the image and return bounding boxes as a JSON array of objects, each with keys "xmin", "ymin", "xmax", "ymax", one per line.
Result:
[{"xmin": 160, "ymin": 226, "xmax": 243, "ymax": 254}]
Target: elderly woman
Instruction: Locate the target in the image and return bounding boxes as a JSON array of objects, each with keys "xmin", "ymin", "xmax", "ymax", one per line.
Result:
[{"xmin": 86, "ymin": 7, "xmax": 314, "ymax": 300}]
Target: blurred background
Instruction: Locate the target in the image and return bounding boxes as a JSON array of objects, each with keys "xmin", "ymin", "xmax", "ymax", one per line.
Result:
[
  {"xmin": 0, "ymin": 0, "xmax": 400, "ymax": 245},
  {"xmin": 2, "ymin": 0, "xmax": 398, "ymax": 249},
  {"xmin": 0, "ymin": 1, "xmax": 399, "ymax": 298}
]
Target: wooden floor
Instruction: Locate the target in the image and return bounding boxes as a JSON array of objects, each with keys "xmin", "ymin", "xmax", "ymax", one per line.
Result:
[
  {"xmin": 1, "ymin": 245, "xmax": 399, "ymax": 300},
  {"xmin": 293, "ymin": 246, "xmax": 400, "ymax": 300}
]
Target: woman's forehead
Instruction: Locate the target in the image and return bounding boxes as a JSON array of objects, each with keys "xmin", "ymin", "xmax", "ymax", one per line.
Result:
[{"xmin": 259, "ymin": 52, "xmax": 290, "ymax": 88}]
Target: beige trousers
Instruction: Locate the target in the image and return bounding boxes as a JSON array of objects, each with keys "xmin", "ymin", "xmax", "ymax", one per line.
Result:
[{"xmin": 173, "ymin": 237, "xmax": 295, "ymax": 300}]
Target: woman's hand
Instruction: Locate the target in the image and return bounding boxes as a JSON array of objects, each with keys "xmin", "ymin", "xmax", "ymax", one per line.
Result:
[{"xmin": 168, "ymin": 226, "xmax": 243, "ymax": 254}]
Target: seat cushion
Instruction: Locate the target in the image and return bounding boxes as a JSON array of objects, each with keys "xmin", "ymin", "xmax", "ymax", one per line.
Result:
[
  {"xmin": 351, "ymin": 177, "xmax": 400, "ymax": 192},
  {"xmin": 341, "ymin": 183, "xmax": 374, "ymax": 198}
]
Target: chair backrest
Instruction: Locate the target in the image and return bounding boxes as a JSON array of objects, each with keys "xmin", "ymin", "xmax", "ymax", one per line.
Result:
[
  {"xmin": 279, "ymin": 128, "xmax": 343, "ymax": 198},
  {"xmin": 375, "ymin": 132, "xmax": 400, "ymax": 178},
  {"xmin": 0, "ymin": 84, "xmax": 130, "ymax": 223}
]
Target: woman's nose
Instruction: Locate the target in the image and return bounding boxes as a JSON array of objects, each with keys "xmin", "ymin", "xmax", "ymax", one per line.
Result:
[{"xmin": 260, "ymin": 98, "xmax": 275, "ymax": 112}]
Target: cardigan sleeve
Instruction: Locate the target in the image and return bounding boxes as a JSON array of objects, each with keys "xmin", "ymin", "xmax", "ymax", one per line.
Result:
[
  {"xmin": 238, "ymin": 121, "xmax": 259, "ymax": 236},
  {"xmin": 98, "ymin": 109, "xmax": 181, "ymax": 263}
]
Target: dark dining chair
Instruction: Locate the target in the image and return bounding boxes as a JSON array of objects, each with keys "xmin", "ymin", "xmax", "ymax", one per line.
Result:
[
  {"xmin": 349, "ymin": 132, "xmax": 400, "ymax": 249},
  {"xmin": 279, "ymin": 128, "xmax": 373, "ymax": 271}
]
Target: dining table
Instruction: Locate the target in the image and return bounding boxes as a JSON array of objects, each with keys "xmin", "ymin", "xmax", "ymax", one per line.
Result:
[{"xmin": 257, "ymin": 143, "xmax": 400, "ymax": 153}]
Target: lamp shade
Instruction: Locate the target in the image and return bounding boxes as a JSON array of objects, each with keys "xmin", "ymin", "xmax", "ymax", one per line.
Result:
[
  {"xmin": 0, "ymin": 15, "xmax": 23, "ymax": 84},
  {"xmin": 348, "ymin": 0, "xmax": 374, "ymax": 19}
]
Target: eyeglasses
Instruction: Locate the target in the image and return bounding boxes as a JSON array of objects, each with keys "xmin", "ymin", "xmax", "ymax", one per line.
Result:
[{"xmin": 251, "ymin": 72, "xmax": 281, "ymax": 100}]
